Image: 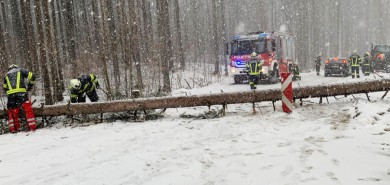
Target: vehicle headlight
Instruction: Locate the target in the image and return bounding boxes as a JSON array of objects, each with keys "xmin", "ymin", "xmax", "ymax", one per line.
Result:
[
  {"xmin": 231, "ymin": 69, "xmax": 236, "ymax": 73},
  {"xmin": 262, "ymin": 66, "xmax": 269, "ymax": 74}
]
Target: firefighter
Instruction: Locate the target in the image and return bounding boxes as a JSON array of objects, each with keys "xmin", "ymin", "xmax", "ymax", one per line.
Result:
[
  {"xmin": 3, "ymin": 64, "xmax": 36, "ymax": 133},
  {"xmin": 292, "ymin": 63, "xmax": 301, "ymax": 81},
  {"xmin": 348, "ymin": 50, "xmax": 362, "ymax": 78},
  {"xmin": 315, "ymin": 55, "xmax": 321, "ymax": 76},
  {"xmin": 69, "ymin": 74, "xmax": 100, "ymax": 103},
  {"xmin": 362, "ymin": 52, "xmax": 371, "ymax": 76},
  {"xmin": 246, "ymin": 52, "xmax": 263, "ymax": 90}
]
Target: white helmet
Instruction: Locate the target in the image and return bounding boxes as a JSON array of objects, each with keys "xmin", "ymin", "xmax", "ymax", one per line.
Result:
[
  {"xmin": 8, "ymin": 64, "xmax": 18, "ymax": 70},
  {"xmin": 70, "ymin": 79, "xmax": 81, "ymax": 89}
]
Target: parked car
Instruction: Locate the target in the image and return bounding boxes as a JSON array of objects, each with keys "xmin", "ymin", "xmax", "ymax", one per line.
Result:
[{"xmin": 324, "ymin": 57, "xmax": 350, "ymax": 77}]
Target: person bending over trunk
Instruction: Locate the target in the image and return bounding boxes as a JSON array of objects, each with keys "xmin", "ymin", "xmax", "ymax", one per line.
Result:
[{"xmin": 69, "ymin": 74, "xmax": 100, "ymax": 103}]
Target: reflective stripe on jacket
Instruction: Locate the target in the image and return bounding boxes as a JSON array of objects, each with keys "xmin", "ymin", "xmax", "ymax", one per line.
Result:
[
  {"xmin": 70, "ymin": 74, "xmax": 99, "ymax": 103},
  {"xmin": 3, "ymin": 68, "xmax": 35, "ymax": 95},
  {"xmin": 246, "ymin": 59, "xmax": 262, "ymax": 75},
  {"xmin": 349, "ymin": 54, "xmax": 361, "ymax": 67}
]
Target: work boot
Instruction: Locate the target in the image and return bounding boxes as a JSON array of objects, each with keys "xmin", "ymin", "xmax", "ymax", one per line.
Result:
[
  {"xmin": 9, "ymin": 126, "xmax": 16, "ymax": 133},
  {"xmin": 28, "ymin": 122, "xmax": 36, "ymax": 132}
]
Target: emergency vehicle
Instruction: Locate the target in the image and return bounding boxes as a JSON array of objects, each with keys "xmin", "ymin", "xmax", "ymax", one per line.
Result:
[
  {"xmin": 226, "ymin": 31, "xmax": 296, "ymax": 84},
  {"xmin": 371, "ymin": 44, "xmax": 390, "ymax": 72},
  {"xmin": 324, "ymin": 57, "xmax": 350, "ymax": 77}
]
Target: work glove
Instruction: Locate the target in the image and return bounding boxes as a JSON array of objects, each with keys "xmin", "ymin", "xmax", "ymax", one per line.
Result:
[
  {"xmin": 27, "ymin": 84, "xmax": 33, "ymax": 91},
  {"xmin": 95, "ymin": 84, "xmax": 100, "ymax": 89}
]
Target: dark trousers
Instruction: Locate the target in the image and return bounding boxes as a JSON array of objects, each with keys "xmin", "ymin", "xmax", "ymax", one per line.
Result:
[
  {"xmin": 248, "ymin": 75, "xmax": 259, "ymax": 89},
  {"xmin": 362, "ymin": 65, "xmax": 371, "ymax": 76},
  {"xmin": 316, "ymin": 65, "xmax": 320, "ymax": 75},
  {"xmin": 351, "ymin": 66, "xmax": 360, "ymax": 78},
  {"xmin": 78, "ymin": 88, "xmax": 99, "ymax": 103}
]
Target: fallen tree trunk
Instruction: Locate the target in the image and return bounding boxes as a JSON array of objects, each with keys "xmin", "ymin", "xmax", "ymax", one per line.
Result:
[{"xmin": 8, "ymin": 79, "xmax": 390, "ymax": 117}]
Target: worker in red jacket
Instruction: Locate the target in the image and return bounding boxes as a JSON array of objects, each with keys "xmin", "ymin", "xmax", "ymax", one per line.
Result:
[{"xmin": 3, "ymin": 64, "xmax": 36, "ymax": 133}]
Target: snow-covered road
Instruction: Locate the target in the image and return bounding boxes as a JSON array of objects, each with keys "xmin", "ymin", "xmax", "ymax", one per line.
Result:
[
  {"xmin": 1, "ymin": 71, "xmax": 390, "ymax": 185},
  {"xmin": 173, "ymin": 71, "xmax": 390, "ymax": 96}
]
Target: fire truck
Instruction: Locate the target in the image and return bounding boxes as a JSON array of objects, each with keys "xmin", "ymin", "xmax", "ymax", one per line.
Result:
[{"xmin": 226, "ymin": 31, "xmax": 296, "ymax": 84}]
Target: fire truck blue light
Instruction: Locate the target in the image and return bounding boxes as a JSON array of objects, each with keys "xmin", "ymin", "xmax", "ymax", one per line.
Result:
[{"xmin": 259, "ymin": 33, "xmax": 270, "ymax": 37}]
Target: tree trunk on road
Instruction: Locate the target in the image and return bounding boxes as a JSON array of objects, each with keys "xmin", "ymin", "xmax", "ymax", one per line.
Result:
[{"xmin": 24, "ymin": 79, "xmax": 390, "ymax": 117}]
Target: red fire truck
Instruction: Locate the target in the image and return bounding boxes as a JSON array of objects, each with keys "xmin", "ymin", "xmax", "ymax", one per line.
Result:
[{"xmin": 226, "ymin": 31, "xmax": 296, "ymax": 84}]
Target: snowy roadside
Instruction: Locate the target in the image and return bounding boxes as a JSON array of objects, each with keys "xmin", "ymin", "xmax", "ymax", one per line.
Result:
[{"xmin": 0, "ymin": 72, "xmax": 390, "ymax": 185}]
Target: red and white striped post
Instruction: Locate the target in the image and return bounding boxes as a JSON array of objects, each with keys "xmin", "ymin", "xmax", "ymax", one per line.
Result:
[{"xmin": 281, "ymin": 73, "xmax": 293, "ymax": 113}]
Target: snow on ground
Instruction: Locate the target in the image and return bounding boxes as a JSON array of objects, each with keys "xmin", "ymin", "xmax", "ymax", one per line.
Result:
[
  {"xmin": 173, "ymin": 70, "xmax": 390, "ymax": 96},
  {"xmin": 1, "ymin": 71, "xmax": 390, "ymax": 185}
]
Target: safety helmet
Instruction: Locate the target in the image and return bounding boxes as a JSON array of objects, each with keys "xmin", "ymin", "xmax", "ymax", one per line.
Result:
[
  {"xmin": 250, "ymin": 52, "xmax": 258, "ymax": 58},
  {"xmin": 8, "ymin": 64, "xmax": 18, "ymax": 70},
  {"xmin": 364, "ymin": 52, "xmax": 370, "ymax": 56},
  {"xmin": 70, "ymin": 79, "xmax": 81, "ymax": 89},
  {"xmin": 353, "ymin": 50, "xmax": 357, "ymax": 54}
]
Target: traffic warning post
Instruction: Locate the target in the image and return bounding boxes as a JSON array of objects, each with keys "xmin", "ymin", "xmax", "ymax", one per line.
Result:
[{"xmin": 281, "ymin": 73, "xmax": 293, "ymax": 113}]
